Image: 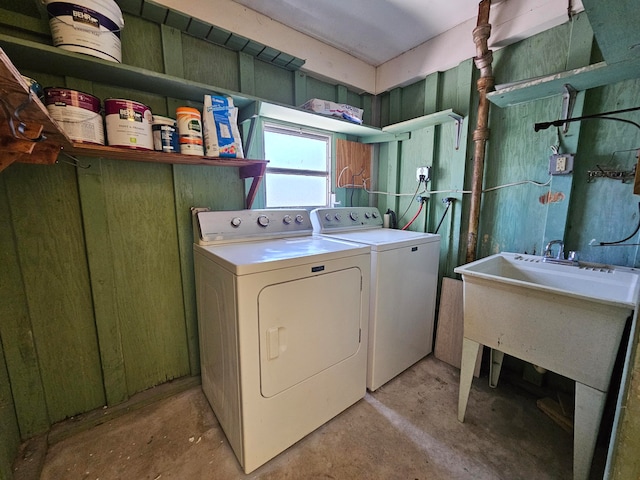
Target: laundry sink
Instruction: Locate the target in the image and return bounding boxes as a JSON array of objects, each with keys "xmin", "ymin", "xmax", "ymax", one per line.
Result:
[
  {"xmin": 454, "ymin": 252, "xmax": 640, "ymax": 480},
  {"xmin": 455, "ymin": 252, "xmax": 639, "ymax": 308}
]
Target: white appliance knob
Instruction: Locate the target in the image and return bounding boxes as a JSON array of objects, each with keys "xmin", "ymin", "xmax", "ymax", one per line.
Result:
[
  {"xmin": 295, "ymin": 214, "xmax": 304, "ymax": 224},
  {"xmin": 324, "ymin": 213, "xmax": 332, "ymax": 221},
  {"xmin": 364, "ymin": 212, "xmax": 371, "ymax": 219},
  {"xmin": 230, "ymin": 217, "xmax": 242, "ymax": 227},
  {"xmin": 371, "ymin": 211, "xmax": 379, "ymax": 218},
  {"xmin": 257, "ymin": 215, "xmax": 270, "ymax": 227},
  {"xmin": 283, "ymin": 215, "xmax": 292, "ymax": 224},
  {"xmin": 350, "ymin": 212, "xmax": 359, "ymax": 221},
  {"xmin": 335, "ymin": 213, "xmax": 342, "ymax": 221}
]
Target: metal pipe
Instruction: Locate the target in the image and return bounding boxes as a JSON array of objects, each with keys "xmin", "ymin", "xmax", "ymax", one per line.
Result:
[{"xmin": 465, "ymin": 0, "xmax": 494, "ymax": 263}]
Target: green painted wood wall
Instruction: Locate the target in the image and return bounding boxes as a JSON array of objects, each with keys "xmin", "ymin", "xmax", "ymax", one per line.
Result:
[
  {"xmin": 1, "ymin": 3, "xmax": 640, "ymax": 479},
  {"xmin": 0, "ymin": 5, "xmax": 373, "ymax": 474}
]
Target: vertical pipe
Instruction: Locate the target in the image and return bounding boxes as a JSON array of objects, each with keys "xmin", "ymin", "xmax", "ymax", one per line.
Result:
[{"xmin": 465, "ymin": 0, "xmax": 494, "ymax": 263}]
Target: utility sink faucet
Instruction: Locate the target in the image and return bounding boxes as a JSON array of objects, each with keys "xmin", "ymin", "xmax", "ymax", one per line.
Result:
[
  {"xmin": 544, "ymin": 239, "xmax": 564, "ymax": 259},
  {"xmin": 543, "ymin": 239, "xmax": 578, "ymax": 265}
]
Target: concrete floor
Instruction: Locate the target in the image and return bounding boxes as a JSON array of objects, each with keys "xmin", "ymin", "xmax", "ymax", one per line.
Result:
[{"xmin": 32, "ymin": 356, "xmax": 606, "ymax": 479}]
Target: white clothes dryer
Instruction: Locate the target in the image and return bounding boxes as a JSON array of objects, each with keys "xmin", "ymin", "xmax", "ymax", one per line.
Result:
[
  {"xmin": 311, "ymin": 207, "xmax": 440, "ymax": 391},
  {"xmin": 192, "ymin": 208, "xmax": 370, "ymax": 474}
]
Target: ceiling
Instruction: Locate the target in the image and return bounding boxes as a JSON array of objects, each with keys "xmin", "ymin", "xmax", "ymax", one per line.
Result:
[{"xmin": 231, "ymin": 0, "xmax": 483, "ymax": 66}]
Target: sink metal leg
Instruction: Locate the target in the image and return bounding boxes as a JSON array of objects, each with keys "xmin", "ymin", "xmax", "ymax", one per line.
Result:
[
  {"xmin": 573, "ymin": 382, "xmax": 607, "ymax": 480},
  {"xmin": 458, "ymin": 338, "xmax": 481, "ymax": 422},
  {"xmin": 489, "ymin": 348, "xmax": 504, "ymax": 388}
]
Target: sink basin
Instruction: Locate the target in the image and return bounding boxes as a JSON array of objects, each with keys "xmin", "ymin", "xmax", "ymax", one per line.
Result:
[
  {"xmin": 454, "ymin": 252, "xmax": 640, "ymax": 480},
  {"xmin": 456, "ymin": 252, "xmax": 639, "ymax": 308}
]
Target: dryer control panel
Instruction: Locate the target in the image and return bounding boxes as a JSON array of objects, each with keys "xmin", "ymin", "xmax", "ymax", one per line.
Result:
[
  {"xmin": 193, "ymin": 208, "xmax": 312, "ymax": 244},
  {"xmin": 311, "ymin": 207, "xmax": 383, "ymax": 233}
]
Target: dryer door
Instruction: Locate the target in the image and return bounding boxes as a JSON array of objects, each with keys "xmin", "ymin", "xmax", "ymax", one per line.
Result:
[{"xmin": 258, "ymin": 267, "xmax": 362, "ymax": 398}]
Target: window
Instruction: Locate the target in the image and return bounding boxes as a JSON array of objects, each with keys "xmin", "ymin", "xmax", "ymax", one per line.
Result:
[{"xmin": 263, "ymin": 124, "xmax": 331, "ymax": 208}]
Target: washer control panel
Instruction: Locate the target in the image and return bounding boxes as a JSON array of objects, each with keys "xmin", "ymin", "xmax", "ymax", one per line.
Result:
[
  {"xmin": 310, "ymin": 207, "xmax": 383, "ymax": 233},
  {"xmin": 194, "ymin": 208, "xmax": 311, "ymax": 244}
]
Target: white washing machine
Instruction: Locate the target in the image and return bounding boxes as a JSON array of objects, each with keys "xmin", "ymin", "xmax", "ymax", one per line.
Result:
[
  {"xmin": 311, "ymin": 207, "xmax": 440, "ymax": 391},
  {"xmin": 192, "ymin": 208, "xmax": 370, "ymax": 474}
]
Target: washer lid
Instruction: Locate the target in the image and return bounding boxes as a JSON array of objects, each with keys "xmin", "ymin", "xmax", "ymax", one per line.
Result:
[
  {"xmin": 194, "ymin": 235, "xmax": 370, "ymax": 275},
  {"xmin": 320, "ymin": 228, "xmax": 440, "ymax": 251}
]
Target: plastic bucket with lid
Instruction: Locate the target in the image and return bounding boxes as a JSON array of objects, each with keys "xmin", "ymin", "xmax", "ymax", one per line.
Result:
[
  {"xmin": 104, "ymin": 98, "xmax": 153, "ymax": 150},
  {"xmin": 44, "ymin": 0, "xmax": 124, "ymax": 63},
  {"xmin": 44, "ymin": 87, "xmax": 104, "ymax": 145}
]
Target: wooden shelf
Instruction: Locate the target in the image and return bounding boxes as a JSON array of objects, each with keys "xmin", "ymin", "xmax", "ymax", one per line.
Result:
[
  {"xmin": 65, "ymin": 143, "xmax": 267, "ymax": 208},
  {"xmin": 0, "ymin": 46, "xmax": 267, "ymax": 208},
  {"xmin": 0, "ymin": 47, "xmax": 72, "ymax": 171}
]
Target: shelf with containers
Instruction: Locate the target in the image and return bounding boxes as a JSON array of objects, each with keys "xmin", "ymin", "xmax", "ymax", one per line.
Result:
[
  {"xmin": 0, "ymin": 33, "xmax": 466, "ymax": 207},
  {"xmin": 0, "ymin": 39, "xmax": 269, "ymax": 208}
]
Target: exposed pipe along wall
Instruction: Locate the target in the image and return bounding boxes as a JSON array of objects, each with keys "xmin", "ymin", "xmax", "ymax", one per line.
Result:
[{"xmin": 466, "ymin": 0, "xmax": 494, "ymax": 263}]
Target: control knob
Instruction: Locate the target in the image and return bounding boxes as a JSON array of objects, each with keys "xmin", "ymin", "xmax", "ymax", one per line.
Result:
[
  {"xmin": 371, "ymin": 211, "xmax": 379, "ymax": 218},
  {"xmin": 230, "ymin": 217, "xmax": 242, "ymax": 227},
  {"xmin": 295, "ymin": 214, "xmax": 304, "ymax": 224},
  {"xmin": 364, "ymin": 212, "xmax": 371, "ymax": 219},
  {"xmin": 257, "ymin": 215, "xmax": 270, "ymax": 227},
  {"xmin": 283, "ymin": 215, "xmax": 292, "ymax": 225},
  {"xmin": 334, "ymin": 213, "xmax": 342, "ymax": 221},
  {"xmin": 324, "ymin": 213, "xmax": 332, "ymax": 221},
  {"xmin": 350, "ymin": 212, "xmax": 359, "ymax": 221}
]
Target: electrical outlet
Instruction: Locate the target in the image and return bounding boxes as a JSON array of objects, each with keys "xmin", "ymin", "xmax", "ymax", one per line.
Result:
[
  {"xmin": 549, "ymin": 154, "xmax": 574, "ymax": 175},
  {"xmin": 416, "ymin": 166, "xmax": 431, "ymax": 182}
]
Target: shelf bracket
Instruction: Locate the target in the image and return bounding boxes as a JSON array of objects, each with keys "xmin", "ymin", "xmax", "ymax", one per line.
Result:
[
  {"xmin": 451, "ymin": 114, "xmax": 464, "ymax": 150},
  {"xmin": 239, "ymin": 162, "xmax": 267, "ymax": 209},
  {"xmin": 560, "ymin": 84, "xmax": 577, "ymax": 133}
]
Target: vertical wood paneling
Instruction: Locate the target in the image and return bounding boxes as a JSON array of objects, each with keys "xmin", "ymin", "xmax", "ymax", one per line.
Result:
[
  {"xmin": 0, "ymin": 175, "xmax": 49, "ymax": 437},
  {"xmin": 182, "ymin": 34, "xmax": 239, "ymax": 92},
  {"xmin": 479, "ymin": 20, "xmax": 573, "ymax": 257},
  {"xmin": 0, "ymin": 341, "xmax": 20, "ymax": 480},
  {"xmin": 447, "ymin": 59, "xmax": 473, "ymax": 270},
  {"xmin": 254, "ymin": 60, "xmax": 294, "ymax": 105},
  {"xmin": 76, "ymin": 160, "xmax": 128, "ymax": 406},
  {"xmin": 99, "ymin": 159, "xmax": 190, "ymax": 394},
  {"xmin": 172, "ymin": 165, "xmax": 245, "ymax": 374},
  {"xmin": 294, "ymin": 71, "xmax": 307, "ymax": 107},
  {"xmin": 120, "ymin": 14, "xmax": 164, "ymax": 72},
  {"xmin": 239, "ymin": 51, "xmax": 256, "ymax": 96},
  {"xmin": 5, "ymin": 164, "xmax": 105, "ymax": 422},
  {"xmin": 565, "ymin": 79, "xmax": 640, "ymax": 267}
]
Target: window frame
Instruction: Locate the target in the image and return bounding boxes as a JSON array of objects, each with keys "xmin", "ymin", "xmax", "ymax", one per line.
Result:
[{"xmin": 262, "ymin": 122, "xmax": 333, "ymax": 209}]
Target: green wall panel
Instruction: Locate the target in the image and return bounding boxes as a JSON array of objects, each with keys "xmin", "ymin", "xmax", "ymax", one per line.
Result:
[
  {"xmin": 0, "ymin": 176, "xmax": 49, "ymax": 437},
  {"xmin": 306, "ymin": 77, "xmax": 339, "ymax": 104},
  {"xmin": 566, "ymin": 78, "xmax": 640, "ymax": 267},
  {"xmin": 400, "ymin": 80, "xmax": 427, "ymax": 121},
  {"xmin": 479, "ymin": 98, "xmax": 559, "ymax": 256},
  {"xmin": 97, "ymin": 159, "xmax": 190, "ymax": 394},
  {"xmin": 182, "ymin": 34, "xmax": 239, "ymax": 92},
  {"xmin": 0, "ymin": 341, "xmax": 19, "ymax": 480},
  {"xmin": 3, "ymin": 164, "xmax": 105, "ymax": 423},
  {"xmin": 254, "ymin": 60, "xmax": 294, "ymax": 105},
  {"xmin": 172, "ymin": 165, "xmax": 245, "ymax": 375},
  {"xmin": 120, "ymin": 14, "xmax": 164, "ymax": 72}
]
